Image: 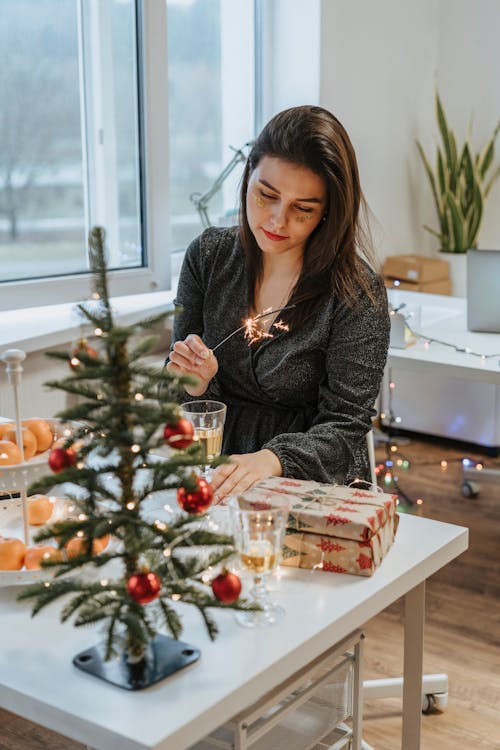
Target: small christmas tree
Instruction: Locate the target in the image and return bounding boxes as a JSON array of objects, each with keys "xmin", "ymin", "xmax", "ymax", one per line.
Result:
[{"xmin": 19, "ymin": 227, "xmax": 248, "ymax": 673}]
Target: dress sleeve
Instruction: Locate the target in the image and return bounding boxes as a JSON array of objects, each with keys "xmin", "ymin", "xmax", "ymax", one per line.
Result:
[
  {"xmin": 263, "ymin": 278, "xmax": 390, "ymax": 483},
  {"xmin": 172, "ymin": 231, "xmax": 223, "ymax": 401}
]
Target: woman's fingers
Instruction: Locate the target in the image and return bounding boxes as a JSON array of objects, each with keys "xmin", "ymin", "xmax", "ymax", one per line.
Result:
[
  {"xmin": 168, "ymin": 335, "xmax": 218, "ymax": 381},
  {"xmin": 210, "ymin": 459, "xmax": 256, "ymax": 501},
  {"xmin": 211, "ymin": 450, "xmax": 282, "ymax": 502}
]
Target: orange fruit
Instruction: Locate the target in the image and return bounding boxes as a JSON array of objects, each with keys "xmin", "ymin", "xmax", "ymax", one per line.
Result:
[
  {"xmin": 23, "ymin": 418, "xmax": 54, "ymax": 453},
  {"xmin": 93, "ymin": 533, "xmax": 110, "ymax": 554},
  {"xmin": 0, "ymin": 537, "xmax": 26, "ymax": 570},
  {"xmin": 27, "ymin": 496, "xmax": 54, "ymax": 526},
  {"xmin": 3, "ymin": 427, "xmax": 37, "ymax": 461},
  {"xmin": 0, "ymin": 440, "xmax": 22, "ymax": 466},
  {"xmin": 24, "ymin": 545, "xmax": 62, "ymax": 570},
  {"xmin": 0, "ymin": 422, "xmax": 14, "ymax": 439},
  {"xmin": 65, "ymin": 534, "xmax": 110, "ymax": 559}
]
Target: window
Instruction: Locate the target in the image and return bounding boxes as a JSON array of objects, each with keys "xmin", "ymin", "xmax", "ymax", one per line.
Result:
[
  {"xmin": 0, "ymin": 0, "xmax": 257, "ymax": 311},
  {"xmin": 166, "ymin": 0, "xmax": 255, "ymax": 279},
  {"xmin": 0, "ymin": 0, "xmax": 154, "ymax": 310}
]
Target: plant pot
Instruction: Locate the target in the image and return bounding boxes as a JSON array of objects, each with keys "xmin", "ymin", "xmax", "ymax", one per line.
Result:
[{"xmin": 440, "ymin": 252, "xmax": 467, "ymax": 297}]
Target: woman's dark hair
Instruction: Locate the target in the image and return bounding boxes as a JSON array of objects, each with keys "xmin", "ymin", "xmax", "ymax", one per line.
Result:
[{"xmin": 239, "ymin": 105, "xmax": 380, "ymax": 324}]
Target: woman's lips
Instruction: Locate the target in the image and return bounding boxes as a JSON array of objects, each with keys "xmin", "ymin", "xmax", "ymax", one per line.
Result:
[{"xmin": 262, "ymin": 228, "xmax": 288, "ymax": 241}]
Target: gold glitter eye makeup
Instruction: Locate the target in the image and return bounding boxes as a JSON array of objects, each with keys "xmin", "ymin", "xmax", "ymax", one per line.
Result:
[
  {"xmin": 295, "ymin": 213, "xmax": 314, "ymax": 222},
  {"xmin": 254, "ymin": 193, "xmax": 266, "ymax": 208}
]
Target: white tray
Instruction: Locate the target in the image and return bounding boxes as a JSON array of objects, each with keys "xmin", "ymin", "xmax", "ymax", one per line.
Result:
[
  {"xmin": 0, "ymin": 418, "xmax": 79, "ymax": 493},
  {"xmin": 0, "ymin": 494, "xmax": 117, "ymax": 588},
  {"xmin": 0, "ymin": 495, "xmax": 78, "ymax": 586}
]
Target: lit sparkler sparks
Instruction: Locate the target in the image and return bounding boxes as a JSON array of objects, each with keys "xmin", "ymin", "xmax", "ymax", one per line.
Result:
[{"xmin": 212, "ymin": 304, "xmax": 295, "ymax": 353}]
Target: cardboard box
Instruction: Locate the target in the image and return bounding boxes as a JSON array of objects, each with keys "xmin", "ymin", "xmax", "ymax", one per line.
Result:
[
  {"xmin": 384, "ymin": 277, "xmax": 451, "ymax": 295},
  {"xmin": 383, "ymin": 254, "xmax": 450, "ymax": 284}
]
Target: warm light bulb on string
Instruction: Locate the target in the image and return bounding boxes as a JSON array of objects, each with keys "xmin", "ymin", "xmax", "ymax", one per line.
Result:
[
  {"xmin": 440, "ymin": 460, "xmax": 448, "ymax": 469},
  {"xmin": 404, "ymin": 321, "xmax": 500, "ymax": 363}
]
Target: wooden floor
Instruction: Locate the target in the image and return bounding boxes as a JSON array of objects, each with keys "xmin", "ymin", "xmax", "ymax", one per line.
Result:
[{"xmin": 1, "ymin": 433, "xmax": 499, "ymax": 749}]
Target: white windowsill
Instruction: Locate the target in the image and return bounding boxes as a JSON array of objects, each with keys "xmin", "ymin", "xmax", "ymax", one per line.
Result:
[{"xmin": 0, "ymin": 289, "xmax": 177, "ymax": 354}]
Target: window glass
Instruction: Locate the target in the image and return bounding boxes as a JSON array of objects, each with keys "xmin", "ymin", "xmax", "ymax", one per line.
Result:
[
  {"xmin": 0, "ymin": 0, "xmax": 142, "ymax": 284},
  {"xmin": 166, "ymin": 0, "xmax": 255, "ymax": 278}
]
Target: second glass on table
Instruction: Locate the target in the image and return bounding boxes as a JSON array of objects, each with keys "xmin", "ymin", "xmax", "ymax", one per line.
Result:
[{"xmin": 180, "ymin": 400, "xmax": 227, "ymax": 473}]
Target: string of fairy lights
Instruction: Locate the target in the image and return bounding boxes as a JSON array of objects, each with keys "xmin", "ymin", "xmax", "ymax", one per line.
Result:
[
  {"xmin": 377, "ymin": 359, "xmax": 488, "ymax": 507},
  {"xmin": 390, "ymin": 304, "xmax": 500, "ymax": 363},
  {"xmin": 77, "ymin": 298, "xmax": 492, "ymax": 508}
]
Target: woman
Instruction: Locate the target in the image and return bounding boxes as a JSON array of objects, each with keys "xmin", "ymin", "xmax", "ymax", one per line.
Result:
[{"xmin": 167, "ymin": 105, "xmax": 390, "ymax": 500}]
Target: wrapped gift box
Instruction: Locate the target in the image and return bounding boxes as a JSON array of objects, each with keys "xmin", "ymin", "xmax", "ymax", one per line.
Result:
[
  {"xmin": 241, "ymin": 478, "xmax": 399, "ymax": 577},
  {"xmin": 281, "ymin": 514, "xmax": 399, "ymax": 576}
]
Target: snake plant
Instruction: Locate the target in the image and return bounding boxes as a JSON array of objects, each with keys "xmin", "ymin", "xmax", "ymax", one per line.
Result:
[{"xmin": 417, "ymin": 93, "xmax": 500, "ymax": 253}]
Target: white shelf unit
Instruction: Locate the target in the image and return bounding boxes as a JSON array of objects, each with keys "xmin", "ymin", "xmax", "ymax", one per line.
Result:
[{"xmin": 191, "ymin": 630, "xmax": 364, "ymax": 750}]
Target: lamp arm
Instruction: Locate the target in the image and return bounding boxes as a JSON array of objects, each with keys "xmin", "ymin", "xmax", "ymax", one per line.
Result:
[{"xmin": 190, "ymin": 143, "xmax": 251, "ymax": 228}]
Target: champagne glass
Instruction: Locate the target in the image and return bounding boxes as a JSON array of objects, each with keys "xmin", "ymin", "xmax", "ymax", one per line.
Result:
[
  {"xmin": 180, "ymin": 400, "xmax": 226, "ymax": 478},
  {"xmin": 228, "ymin": 496, "xmax": 289, "ymax": 628}
]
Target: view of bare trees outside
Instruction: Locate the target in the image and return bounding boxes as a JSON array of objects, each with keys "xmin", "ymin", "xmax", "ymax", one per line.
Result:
[
  {"xmin": 0, "ymin": 0, "xmax": 85, "ymax": 281},
  {"xmin": 0, "ymin": 0, "xmax": 250, "ymax": 289},
  {"xmin": 0, "ymin": 0, "xmax": 142, "ymax": 285}
]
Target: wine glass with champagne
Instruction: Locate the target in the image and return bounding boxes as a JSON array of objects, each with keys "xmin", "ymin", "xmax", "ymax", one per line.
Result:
[
  {"xmin": 228, "ymin": 496, "xmax": 289, "ymax": 628},
  {"xmin": 180, "ymin": 400, "xmax": 226, "ymax": 478}
]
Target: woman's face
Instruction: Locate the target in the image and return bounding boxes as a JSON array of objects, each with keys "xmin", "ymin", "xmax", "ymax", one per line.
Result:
[{"xmin": 246, "ymin": 156, "xmax": 327, "ymax": 260}]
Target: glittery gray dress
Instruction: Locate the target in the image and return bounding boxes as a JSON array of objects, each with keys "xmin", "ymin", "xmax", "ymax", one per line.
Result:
[{"xmin": 173, "ymin": 226, "xmax": 390, "ymax": 484}]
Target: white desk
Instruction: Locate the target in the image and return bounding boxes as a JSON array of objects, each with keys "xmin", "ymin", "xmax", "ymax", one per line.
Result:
[
  {"xmin": 383, "ymin": 289, "xmax": 500, "ymax": 448},
  {"xmin": 0, "ymin": 514, "xmax": 468, "ymax": 750}
]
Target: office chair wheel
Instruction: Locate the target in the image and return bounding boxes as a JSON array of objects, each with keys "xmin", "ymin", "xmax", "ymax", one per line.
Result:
[
  {"xmin": 422, "ymin": 691, "xmax": 448, "ymax": 713},
  {"xmin": 461, "ymin": 480, "xmax": 479, "ymax": 498}
]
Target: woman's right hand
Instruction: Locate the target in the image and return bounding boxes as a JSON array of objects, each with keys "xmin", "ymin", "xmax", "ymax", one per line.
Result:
[{"xmin": 166, "ymin": 334, "xmax": 218, "ymax": 396}]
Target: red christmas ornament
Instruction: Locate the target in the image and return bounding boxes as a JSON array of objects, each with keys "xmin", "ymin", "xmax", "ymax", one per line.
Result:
[
  {"xmin": 163, "ymin": 418, "xmax": 194, "ymax": 450},
  {"xmin": 48, "ymin": 446, "xmax": 77, "ymax": 473},
  {"xmin": 211, "ymin": 570, "xmax": 242, "ymax": 603},
  {"xmin": 126, "ymin": 571, "xmax": 162, "ymax": 605},
  {"xmin": 177, "ymin": 477, "xmax": 214, "ymax": 514},
  {"xmin": 69, "ymin": 339, "xmax": 99, "ymax": 370}
]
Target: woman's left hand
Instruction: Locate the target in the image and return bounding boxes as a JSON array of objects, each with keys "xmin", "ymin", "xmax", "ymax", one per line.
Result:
[{"xmin": 210, "ymin": 449, "xmax": 282, "ymax": 503}]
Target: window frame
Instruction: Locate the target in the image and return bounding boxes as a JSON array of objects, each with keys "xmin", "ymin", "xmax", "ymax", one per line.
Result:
[{"xmin": 0, "ymin": 0, "xmax": 170, "ymax": 312}]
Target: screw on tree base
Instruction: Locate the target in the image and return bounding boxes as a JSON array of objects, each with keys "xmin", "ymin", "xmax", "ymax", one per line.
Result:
[{"xmin": 73, "ymin": 633, "xmax": 200, "ymax": 690}]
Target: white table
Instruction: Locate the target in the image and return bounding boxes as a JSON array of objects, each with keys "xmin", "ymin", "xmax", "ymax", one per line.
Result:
[
  {"xmin": 0, "ymin": 514, "xmax": 468, "ymax": 750},
  {"xmin": 383, "ymin": 289, "xmax": 500, "ymax": 448}
]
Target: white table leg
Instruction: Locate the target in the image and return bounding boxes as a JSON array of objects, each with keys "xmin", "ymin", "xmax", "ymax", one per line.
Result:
[
  {"xmin": 402, "ymin": 581, "xmax": 425, "ymax": 750},
  {"xmin": 352, "ymin": 632, "xmax": 365, "ymax": 750}
]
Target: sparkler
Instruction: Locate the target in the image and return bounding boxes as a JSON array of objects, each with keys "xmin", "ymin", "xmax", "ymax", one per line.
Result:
[{"xmin": 212, "ymin": 305, "xmax": 295, "ymax": 352}]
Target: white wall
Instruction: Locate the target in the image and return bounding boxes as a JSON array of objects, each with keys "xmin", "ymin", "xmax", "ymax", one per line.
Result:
[
  {"xmin": 319, "ymin": 0, "xmax": 440, "ymax": 261},
  {"xmin": 435, "ymin": 0, "xmax": 500, "ymax": 250},
  {"xmin": 266, "ymin": 0, "xmax": 500, "ymax": 262},
  {"xmin": 261, "ymin": 0, "xmax": 321, "ymax": 125}
]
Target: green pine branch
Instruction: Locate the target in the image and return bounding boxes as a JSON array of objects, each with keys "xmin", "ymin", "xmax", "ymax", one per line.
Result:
[{"xmin": 18, "ymin": 226, "xmax": 247, "ymax": 661}]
